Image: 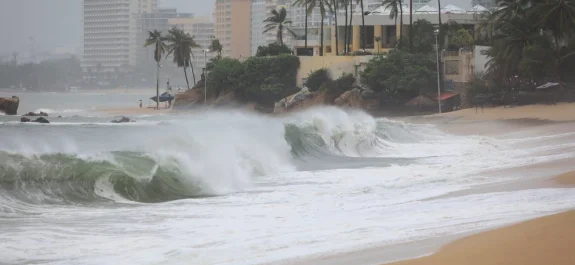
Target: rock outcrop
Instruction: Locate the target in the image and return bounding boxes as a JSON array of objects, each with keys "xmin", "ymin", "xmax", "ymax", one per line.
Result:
[
  {"xmin": 23, "ymin": 111, "xmax": 49, "ymax": 117},
  {"xmin": 21, "ymin": 117, "xmax": 50, "ymax": 123},
  {"xmin": 334, "ymin": 88, "xmax": 379, "ymax": 110},
  {"xmin": 111, "ymin": 117, "xmax": 133, "ymax": 123},
  {"xmin": 0, "ymin": 96, "xmax": 19, "ymax": 115},
  {"xmin": 173, "ymin": 89, "xmax": 204, "ymax": 109},
  {"xmin": 34, "ymin": 117, "xmax": 50, "ymax": 124},
  {"xmin": 274, "ymin": 88, "xmax": 330, "ymax": 114}
]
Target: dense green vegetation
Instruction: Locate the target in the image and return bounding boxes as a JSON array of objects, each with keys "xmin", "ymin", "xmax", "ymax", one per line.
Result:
[
  {"xmin": 255, "ymin": 43, "xmax": 293, "ymax": 57},
  {"xmin": 206, "ymin": 54, "xmax": 300, "ymax": 107},
  {"xmin": 478, "ymin": 0, "xmax": 575, "ymax": 91},
  {"xmin": 361, "ymin": 50, "xmax": 437, "ymax": 104}
]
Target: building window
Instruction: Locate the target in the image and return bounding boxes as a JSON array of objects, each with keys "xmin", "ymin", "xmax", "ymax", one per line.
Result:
[{"xmin": 445, "ymin": 60, "xmax": 460, "ymax": 75}]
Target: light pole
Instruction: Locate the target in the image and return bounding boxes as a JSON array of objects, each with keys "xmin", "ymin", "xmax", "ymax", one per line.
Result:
[
  {"xmin": 434, "ymin": 29, "xmax": 441, "ymax": 114},
  {"xmin": 202, "ymin": 49, "xmax": 211, "ymax": 104}
]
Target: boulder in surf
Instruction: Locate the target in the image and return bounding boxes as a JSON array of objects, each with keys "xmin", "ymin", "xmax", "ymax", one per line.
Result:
[
  {"xmin": 23, "ymin": 111, "xmax": 49, "ymax": 117},
  {"xmin": 20, "ymin": 117, "xmax": 31, "ymax": 122},
  {"xmin": 111, "ymin": 117, "xmax": 132, "ymax": 123},
  {"xmin": 34, "ymin": 117, "xmax": 50, "ymax": 124},
  {"xmin": 0, "ymin": 96, "xmax": 19, "ymax": 115}
]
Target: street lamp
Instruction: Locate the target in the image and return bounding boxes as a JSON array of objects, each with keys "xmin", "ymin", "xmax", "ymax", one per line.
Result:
[
  {"xmin": 202, "ymin": 49, "xmax": 211, "ymax": 104},
  {"xmin": 434, "ymin": 29, "xmax": 441, "ymax": 114}
]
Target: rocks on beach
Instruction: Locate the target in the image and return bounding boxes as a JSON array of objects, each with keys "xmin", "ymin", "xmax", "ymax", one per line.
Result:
[
  {"xmin": 21, "ymin": 117, "xmax": 50, "ymax": 124},
  {"xmin": 0, "ymin": 96, "xmax": 20, "ymax": 115},
  {"xmin": 111, "ymin": 116, "xmax": 134, "ymax": 123},
  {"xmin": 23, "ymin": 111, "xmax": 49, "ymax": 117}
]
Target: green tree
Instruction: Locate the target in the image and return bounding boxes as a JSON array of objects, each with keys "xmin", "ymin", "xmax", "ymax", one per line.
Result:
[
  {"xmin": 263, "ymin": 7, "xmax": 296, "ymax": 46},
  {"xmin": 339, "ymin": 0, "xmax": 350, "ymax": 54},
  {"xmin": 361, "ymin": 50, "xmax": 436, "ymax": 103},
  {"xmin": 295, "ymin": 0, "xmax": 331, "ymax": 56},
  {"xmin": 356, "ymin": 0, "xmax": 367, "ymax": 50},
  {"xmin": 331, "ymin": 0, "xmax": 340, "ymax": 55},
  {"xmin": 306, "ymin": 68, "xmax": 331, "ymax": 91},
  {"xmin": 209, "ymin": 38, "xmax": 223, "ymax": 57},
  {"xmin": 256, "ymin": 43, "xmax": 292, "ymax": 57},
  {"xmin": 293, "ymin": 0, "xmax": 309, "ymax": 48},
  {"xmin": 144, "ymin": 30, "xmax": 167, "ymax": 109},
  {"xmin": 450, "ymin": 28, "xmax": 474, "ymax": 49},
  {"xmin": 166, "ymin": 27, "xmax": 201, "ymax": 89}
]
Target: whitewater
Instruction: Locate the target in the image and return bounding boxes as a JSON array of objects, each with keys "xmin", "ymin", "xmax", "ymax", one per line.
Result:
[{"xmin": 1, "ymin": 103, "xmax": 575, "ymax": 265}]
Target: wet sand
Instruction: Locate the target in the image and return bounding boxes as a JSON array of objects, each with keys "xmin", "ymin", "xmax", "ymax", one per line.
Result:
[
  {"xmin": 386, "ymin": 210, "xmax": 575, "ymax": 265},
  {"xmin": 437, "ymin": 102, "xmax": 575, "ymax": 122}
]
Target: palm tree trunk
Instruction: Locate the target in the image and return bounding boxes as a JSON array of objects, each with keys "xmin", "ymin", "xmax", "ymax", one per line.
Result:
[
  {"xmin": 349, "ymin": 0, "xmax": 353, "ymax": 53},
  {"xmin": 399, "ymin": 0, "xmax": 403, "ymax": 46},
  {"xmin": 333, "ymin": 0, "xmax": 339, "ymax": 55},
  {"xmin": 360, "ymin": 0, "xmax": 366, "ymax": 51},
  {"xmin": 344, "ymin": 1, "xmax": 349, "ymax": 54},
  {"xmin": 183, "ymin": 66, "xmax": 190, "ymax": 90},
  {"xmin": 156, "ymin": 62, "xmax": 160, "ymax": 110},
  {"xmin": 437, "ymin": 0, "xmax": 443, "ymax": 91},
  {"xmin": 409, "ymin": 0, "xmax": 413, "ymax": 53},
  {"xmin": 320, "ymin": 14, "xmax": 325, "ymax": 56},
  {"xmin": 189, "ymin": 60, "xmax": 196, "ymax": 86},
  {"xmin": 305, "ymin": 2, "xmax": 308, "ymax": 49},
  {"xmin": 279, "ymin": 25, "xmax": 284, "ymax": 45}
]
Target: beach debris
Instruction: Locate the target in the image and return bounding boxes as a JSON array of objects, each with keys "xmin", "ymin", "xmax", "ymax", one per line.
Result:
[
  {"xmin": 110, "ymin": 117, "xmax": 133, "ymax": 123},
  {"xmin": 0, "ymin": 96, "xmax": 19, "ymax": 115},
  {"xmin": 23, "ymin": 111, "xmax": 49, "ymax": 117}
]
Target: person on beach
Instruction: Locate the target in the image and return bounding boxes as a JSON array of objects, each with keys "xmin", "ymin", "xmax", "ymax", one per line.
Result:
[{"xmin": 139, "ymin": 100, "xmax": 142, "ymax": 108}]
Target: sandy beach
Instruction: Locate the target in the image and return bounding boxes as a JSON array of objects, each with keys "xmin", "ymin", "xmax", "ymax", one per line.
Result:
[{"xmin": 380, "ymin": 105, "xmax": 575, "ymax": 265}]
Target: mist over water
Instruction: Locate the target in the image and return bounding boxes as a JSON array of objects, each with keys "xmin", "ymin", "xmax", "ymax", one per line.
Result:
[{"xmin": 1, "ymin": 93, "xmax": 575, "ymax": 265}]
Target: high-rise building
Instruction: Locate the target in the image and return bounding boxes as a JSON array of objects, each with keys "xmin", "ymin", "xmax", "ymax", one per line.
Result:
[
  {"xmin": 472, "ymin": 0, "xmax": 497, "ymax": 9},
  {"xmin": 251, "ymin": 0, "xmax": 293, "ymax": 55},
  {"xmin": 168, "ymin": 17, "xmax": 215, "ymax": 74},
  {"xmin": 214, "ymin": 0, "xmax": 251, "ymax": 58},
  {"xmin": 82, "ymin": 0, "xmax": 158, "ymax": 73}
]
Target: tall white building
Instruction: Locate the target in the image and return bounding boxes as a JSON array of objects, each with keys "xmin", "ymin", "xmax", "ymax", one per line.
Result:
[
  {"xmin": 82, "ymin": 0, "xmax": 157, "ymax": 73},
  {"xmin": 251, "ymin": 0, "xmax": 293, "ymax": 55}
]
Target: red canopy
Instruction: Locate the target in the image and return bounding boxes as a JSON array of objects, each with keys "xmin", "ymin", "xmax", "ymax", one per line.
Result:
[{"xmin": 436, "ymin": 92, "xmax": 459, "ymax": 101}]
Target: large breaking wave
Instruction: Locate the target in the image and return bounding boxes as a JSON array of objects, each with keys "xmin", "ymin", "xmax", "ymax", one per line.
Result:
[{"xmin": 0, "ymin": 107, "xmax": 424, "ymax": 205}]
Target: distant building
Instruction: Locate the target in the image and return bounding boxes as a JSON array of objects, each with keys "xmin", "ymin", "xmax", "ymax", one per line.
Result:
[
  {"xmin": 82, "ymin": 0, "xmax": 158, "ymax": 73},
  {"xmin": 214, "ymin": 0, "xmax": 252, "ymax": 58},
  {"xmin": 472, "ymin": 0, "xmax": 497, "ymax": 9}
]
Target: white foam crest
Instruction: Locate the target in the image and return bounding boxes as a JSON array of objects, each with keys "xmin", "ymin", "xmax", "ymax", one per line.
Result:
[{"xmin": 34, "ymin": 108, "xmax": 85, "ymax": 114}]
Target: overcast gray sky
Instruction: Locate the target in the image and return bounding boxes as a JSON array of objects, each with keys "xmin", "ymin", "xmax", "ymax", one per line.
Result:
[{"xmin": 0, "ymin": 0, "xmax": 469, "ymax": 57}]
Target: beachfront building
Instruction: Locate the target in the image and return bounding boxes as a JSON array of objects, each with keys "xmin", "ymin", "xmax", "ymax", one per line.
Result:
[
  {"xmin": 168, "ymin": 17, "xmax": 215, "ymax": 77},
  {"xmin": 214, "ymin": 0, "xmax": 252, "ymax": 58},
  {"xmin": 82, "ymin": 0, "xmax": 158, "ymax": 73},
  {"xmin": 250, "ymin": 0, "xmax": 294, "ymax": 55},
  {"xmin": 472, "ymin": 0, "xmax": 497, "ymax": 10},
  {"xmin": 291, "ymin": 3, "xmax": 488, "ymax": 56}
]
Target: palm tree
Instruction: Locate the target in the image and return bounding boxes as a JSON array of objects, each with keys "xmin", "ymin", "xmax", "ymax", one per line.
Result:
[
  {"xmin": 339, "ymin": 0, "xmax": 349, "ymax": 54},
  {"xmin": 293, "ymin": 0, "xmax": 309, "ymax": 49},
  {"xmin": 209, "ymin": 38, "xmax": 223, "ymax": 57},
  {"xmin": 166, "ymin": 27, "xmax": 200, "ymax": 90},
  {"xmin": 382, "ymin": 0, "xmax": 403, "ymax": 47},
  {"xmin": 263, "ymin": 7, "xmax": 296, "ymax": 46},
  {"xmin": 531, "ymin": 0, "xmax": 575, "ymax": 47},
  {"xmin": 348, "ymin": 0, "xmax": 354, "ymax": 53},
  {"xmin": 409, "ymin": 0, "xmax": 413, "ymax": 52},
  {"xmin": 295, "ymin": 0, "xmax": 331, "ymax": 56},
  {"xmin": 331, "ymin": 0, "xmax": 340, "ymax": 55},
  {"xmin": 144, "ymin": 30, "xmax": 167, "ymax": 110},
  {"xmin": 356, "ymin": 0, "xmax": 367, "ymax": 50}
]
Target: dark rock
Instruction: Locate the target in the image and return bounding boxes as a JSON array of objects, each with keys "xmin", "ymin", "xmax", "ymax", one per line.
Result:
[
  {"xmin": 24, "ymin": 111, "xmax": 48, "ymax": 117},
  {"xmin": 0, "ymin": 96, "xmax": 20, "ymax": 115},
  {"xmin": 20, "ymin": 117, "xmax": 31, "ymax": 122},
  {"xmin": 34, "ymin": 117, "xmax": 50, "ymax": 124},
  {"xmin": 111, "ymin": 117, "xmax": 132, "ymax": 123}
]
